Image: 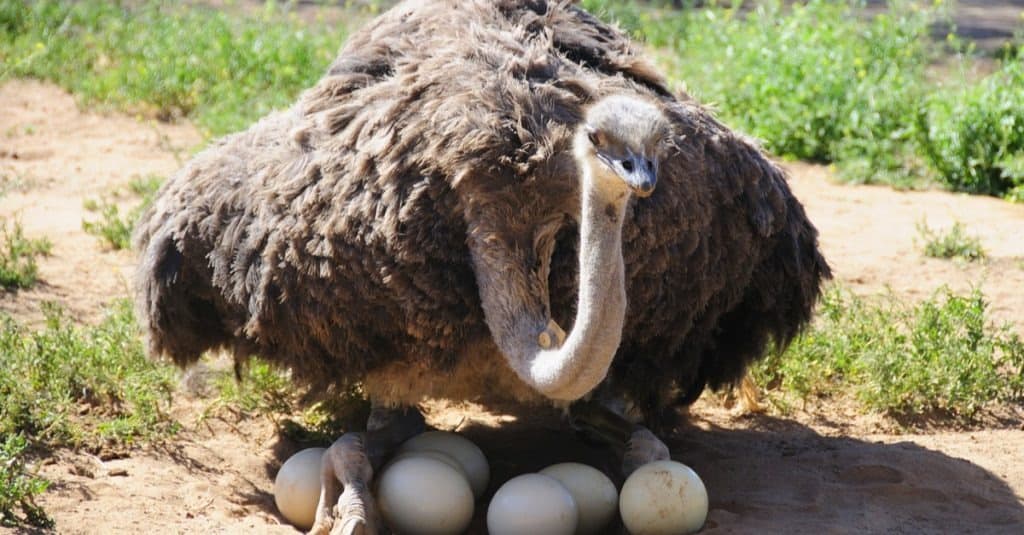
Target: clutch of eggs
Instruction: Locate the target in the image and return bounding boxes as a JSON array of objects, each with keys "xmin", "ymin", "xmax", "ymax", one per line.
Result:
[{"xmin": 274, "ymin": 433, "xmax": 707, "ymax": 535}]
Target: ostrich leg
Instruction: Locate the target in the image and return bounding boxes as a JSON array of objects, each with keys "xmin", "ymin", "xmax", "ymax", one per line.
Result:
[
  {"xmin": 568, "ymin": 400, "xmax": 670, "ymax": 477},
  {"xmin": 310, "ymin": 406, "xmax": 425, "ymax": 535}
]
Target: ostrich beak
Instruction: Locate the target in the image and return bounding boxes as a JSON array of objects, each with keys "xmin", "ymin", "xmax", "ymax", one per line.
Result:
[{"xmin": 603, "ymin": 152, "xmax": 657, "ymax": 198}]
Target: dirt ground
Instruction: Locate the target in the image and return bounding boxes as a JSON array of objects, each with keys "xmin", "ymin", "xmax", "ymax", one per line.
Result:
[{"xmin": 2, "ymin": 77, "xmax": 1024, "ymax": 534}]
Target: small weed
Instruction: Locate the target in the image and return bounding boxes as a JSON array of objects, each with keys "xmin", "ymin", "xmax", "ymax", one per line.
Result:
[
  {"xmin": 916, "ymin": 220, "xmax": 986, "ymax": 261},
  {"xmin": 2, "ymin": 124, "xmax": 35, "ymax": 138},
  {"xmin": 82, "ymin": 200, "xmax": 134, "ymax": 250},
  {"xmin": 0, "ymin": 218, "xmax": 52, "ymax": 290},
  {"xmin": 755, "ymin": 287, "xmax": 1024, "ymax": 420},
  {"xmin": 82, "ymin": 174, "xmax": 164, "ymax": 250},
  {"xmin": 213, "ymin": 358, "xmax": 295, "ymax": 418},
  {"xmin": 128, "ymin": 174, "xmax": 163, "ymax": 198},
  {"xmin": 0, "ymin": 434, "xmax": 51, "ymax": 528}
]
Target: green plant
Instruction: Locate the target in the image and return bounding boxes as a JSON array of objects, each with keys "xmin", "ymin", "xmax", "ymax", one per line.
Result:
[
  {"xmin": 916, "ymin": 55, "xmax": 1024, "ymax": 198},
  {"xmin": 0, "ymin": 300, "xmax": 180, "ymax": 450},
  {"xmin": 0, "ymin": 218, "xmax": 52, "ymax": 289},
  {"xmin": 213, "ymin": 358, "xmax": 295, "ymax": 417},
  {"xmin": 82, "ymin": 200, "xmax": 134, "ymax": 250},
  {"xmin": 755, "ymin": 287, "xmax": 1024, "ymax": 420},
  {"xmin": 0, "ymin": 434, "xmax": 50, "ymax": 528},
  {"xmin": 82, "ymin": 174, "xmax": 164, "ymax": 250},
  {"xmin": 915, "ymin": 219, "xmax": 986, "ymax": 261},
  {"xmin": 208, "ymin": 357, "xmax": 368, "ymax": 444}
]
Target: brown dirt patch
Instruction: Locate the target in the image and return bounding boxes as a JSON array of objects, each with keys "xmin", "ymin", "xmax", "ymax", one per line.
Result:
[{"xmin": 0, "ymin": 80, "xmax": 201, "ymax": 325}]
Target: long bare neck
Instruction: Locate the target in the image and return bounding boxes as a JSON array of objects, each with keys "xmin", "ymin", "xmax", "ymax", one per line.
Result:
[
  {"xmin": 469, "ymin": 134, "xmax": 635, "ymax": 402},
  {"xmin": 526, "ymin": 155, "xmax": 630, "ymax": 400}
]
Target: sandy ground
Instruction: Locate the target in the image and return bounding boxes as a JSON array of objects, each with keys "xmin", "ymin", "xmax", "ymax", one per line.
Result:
[{"xmin": 2, "ymin": 79, "xmax": 1024, "ymax": 534}]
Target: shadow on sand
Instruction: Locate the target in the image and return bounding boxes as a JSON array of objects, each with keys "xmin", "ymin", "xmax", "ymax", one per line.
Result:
[{"xmin": 264, "ymin": 408, "xmax": 1024, "ymax": 534}]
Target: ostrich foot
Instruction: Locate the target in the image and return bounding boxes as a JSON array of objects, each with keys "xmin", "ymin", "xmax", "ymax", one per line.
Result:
[
  {"xmin": 568, "ymin": 400, "xmax": 670, "ymax": 476},
  {"xmin": 310, "ymin": 406, "xmax": 425, "ymax": 535},
  {"xmin": 622, "ymin": 427, "xmax": 670, "ymax": 476},
  {"xmin": 309, "ymin": 432, "xmax": 376, "ymax": 535}
]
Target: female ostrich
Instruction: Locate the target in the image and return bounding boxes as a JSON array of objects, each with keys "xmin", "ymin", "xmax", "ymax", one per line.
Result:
[{"xmin": 134, "ymin": 0, "xmax": 830, "ymax": 533}]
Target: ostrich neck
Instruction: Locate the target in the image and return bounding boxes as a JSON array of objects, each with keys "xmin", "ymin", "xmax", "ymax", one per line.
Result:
[{"xmin": 527, "ymin": 161, "xmax": 629, "ymax": 401}]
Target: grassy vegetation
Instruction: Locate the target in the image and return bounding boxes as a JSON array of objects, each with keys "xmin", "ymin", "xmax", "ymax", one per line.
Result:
[
  {"xmin": 0, "ymin": 301, "xmax": 180, "ymax": 450},
  {"xmin": 756, "ymin": 287, "xmax": 1024, "ymax": 420},
  {"xmin": 82, "ymin": 174, "xmax": 163, "ymax": 250},
  {"xmin": 916, "ymin": 220, "xmax": 986, "ymax": 261},
  {"xmin": 0, "ymin": 301, "xmax": 179, "ymax": 527},
  {"xmin": 917, "ymin": 55, "xmax": 1024, "ymax": 198},
  {"xmin": 0, "ymin": 218, "xmax": 52, "ymax": 290},
  {"xmin": 0, "ymin": 0, "xmax": 344, "ymax": 136},
  {"xmin": 0, "ymin": 301, "xmax": 361, "ymax": 526},
  {"xmin": 209, "ymin": 357, "xmax": 368, "ymax": 446},
  {"xmin": 0, "ymin": 434, "xmax": 50, "ymax": 528}
]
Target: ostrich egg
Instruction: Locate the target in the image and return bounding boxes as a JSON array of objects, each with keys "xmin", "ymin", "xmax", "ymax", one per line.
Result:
[
  {"xmin": 619, "ymin": 460, "xmax": 708, "ymax": 535},
  {"xmin": 377, "ymin": 455, "xmax": 474, "ymax": 535},
  {"xmin": 396, "ymin": 431, "xmax": 489, "ymax": 498},
  {"xmin": 540, "ymin": 462, "xmax": 619, "ymax": 534},
  {"xmin": 487, "ymin": 473, "xmax": 578, "ymax": 535},
  {"xmin": 273, "ymin": 447, "xmax": 325, "ymax": 530}
]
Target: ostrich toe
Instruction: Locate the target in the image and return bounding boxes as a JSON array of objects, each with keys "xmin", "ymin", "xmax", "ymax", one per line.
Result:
[
  {"xmin": 311, "ymin": 406, "xmax": 425, "ymax": 535},
  {"xmin": 569, "ymin": 400, "xmax": 670, "ymax": 476},
  {"xmin": 622, "ymin": 427, "xmax": 671, "ymax": 476},
  {"xmin": 310, "ymin": 432, "xmax": 377, "ymax": 535}
]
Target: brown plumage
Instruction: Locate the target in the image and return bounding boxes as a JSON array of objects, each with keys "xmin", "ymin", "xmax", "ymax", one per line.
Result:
[{"xmin": 134, "ymin": 0, "xmax": 829, "ymax": 431}]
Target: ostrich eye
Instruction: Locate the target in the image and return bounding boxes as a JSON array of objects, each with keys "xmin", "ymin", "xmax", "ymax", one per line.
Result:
[
  {"xmin": 587, "ymin": 129, "xmax": 603, "ymax": 147},
  {"xmin": 621, "ymin": 160, "xmax": 634, "ymax": 172},
  {"xmin": 646, "ymin": 159, "xmax": 654, "ymax": 170}
]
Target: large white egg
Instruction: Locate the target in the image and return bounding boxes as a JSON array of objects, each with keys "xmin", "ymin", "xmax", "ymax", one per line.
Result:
[
  {"xmin": 619, "ymin": 460, "xmax": 708, "ymax": 535},
  {"xmin": 377, "ymin": 456, "xmax": 474, "ymax": 535},
  {"xmin": 487, "ymin": 474, "xmax": 579, "ymax": 535},
  {"xmin": 273, "ymin": 447, "xmax": 325, "ymax": 530},
  {"xmin": 539, "ymin": 462, "xmax": 619, "ymax": 535},
  {"xmin": 387, "ymin": 449, "xmax": 467, "ymax": 478},
  {"xmin": 396, "ymin": 431, "xmax": 489, "ymax": 498}
]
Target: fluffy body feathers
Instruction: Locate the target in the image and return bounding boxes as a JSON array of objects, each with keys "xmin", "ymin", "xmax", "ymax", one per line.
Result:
[{"xmin": 134, "ymin": 0, "xmax": 829, "ymax": 429}]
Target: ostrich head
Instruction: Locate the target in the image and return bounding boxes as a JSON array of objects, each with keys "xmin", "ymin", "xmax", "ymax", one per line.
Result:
[
  {"xmin": 574, "ymin": 95, "xmax": 669, "ymax": 199},
  {"xmin": 483, "ymin": 94, "xmax": 671, "ymax": 402}
]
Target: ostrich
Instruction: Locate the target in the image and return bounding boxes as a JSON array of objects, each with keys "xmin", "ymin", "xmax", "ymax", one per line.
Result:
[{"xmin": 134, "ymin": 0, "xmax": 830, "ymax": 533}]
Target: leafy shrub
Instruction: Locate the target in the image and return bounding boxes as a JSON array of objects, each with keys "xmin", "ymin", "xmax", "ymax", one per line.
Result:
[
  {"xmin": 756, "ymin": 287, "xmax": 1024, "ymax": 419},
  {"xmin": 916, "ymin": 56, "xmax": 1024, "ymax": 198},
  {"xmin": 0, "ymin": 218, "xmax": 52, "ymax": 290},
  {"xmin": 915, "ymin": 220, "xmax": 986, "ymax": 261}
]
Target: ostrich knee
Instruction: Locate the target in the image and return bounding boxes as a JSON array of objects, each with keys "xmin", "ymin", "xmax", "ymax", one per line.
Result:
[{"xmin": 310, "ymin": 406, "xmax": 425, "ymax": 535}]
